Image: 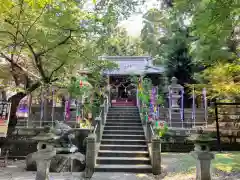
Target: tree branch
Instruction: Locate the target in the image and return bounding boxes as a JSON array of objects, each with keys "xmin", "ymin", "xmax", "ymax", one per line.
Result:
[
  {"xmin": 12, "ymin": 0, "xmax": 24, "ymax": 61},
  {"xmin": 49, "ymin": 61, "xmax": 65, "ymax": 80},
  {"xmin": 0, "ymin": 31, "xmax": 16, "ymax": 40},
  {"xmin": 0, "ymin": 52, "xmax": 41, "ymax": 80},
  {"xmin": 23, "ymin": 40, "xmax": 47, "ymax": 81},
  {"xmin": 15, "ymin": 5, "xmax": 46, "ymax": 62},
  {"xmin": 36, "ymin": 30, "xmax": 73, "ymax": 57}
]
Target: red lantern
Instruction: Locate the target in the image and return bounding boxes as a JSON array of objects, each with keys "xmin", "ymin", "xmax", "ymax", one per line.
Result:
[{"xmin": 79, "ymin": 80, "xmax": 83, "ymax": 87}]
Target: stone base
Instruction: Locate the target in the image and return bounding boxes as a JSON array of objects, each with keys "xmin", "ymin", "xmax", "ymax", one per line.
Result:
[
  {"xmin": 191, "ymin": 151, "xmax": 214, "ymax": 180},
  {"xmin": 26, "ymin": 153, "xmax": 85, "ymax": 172}
]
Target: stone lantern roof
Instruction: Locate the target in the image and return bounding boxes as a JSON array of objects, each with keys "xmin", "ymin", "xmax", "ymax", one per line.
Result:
[
  {"xmin": 188, "ymin": 128, "xmax": 215, "ymax": 144},
  {"xmin": 32, "ymin": 127, "xmax": 60, "ymax": 142}
]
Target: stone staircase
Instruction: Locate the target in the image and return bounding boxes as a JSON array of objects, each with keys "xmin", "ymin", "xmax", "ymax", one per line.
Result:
[{"xmin": 95, "ymin": 106, "xmax": 152, "ymax": 173}]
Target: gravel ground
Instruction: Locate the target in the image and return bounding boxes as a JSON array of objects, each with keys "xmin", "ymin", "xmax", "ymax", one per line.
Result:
[{"xmin": 0, "ymin": 153, "xmax": 240, "ymax": 180}]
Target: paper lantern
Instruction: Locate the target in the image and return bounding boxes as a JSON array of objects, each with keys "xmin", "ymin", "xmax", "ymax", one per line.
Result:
[{"xmin": 79, "ymin": 80, "xmax": 83, "ymax": 87}]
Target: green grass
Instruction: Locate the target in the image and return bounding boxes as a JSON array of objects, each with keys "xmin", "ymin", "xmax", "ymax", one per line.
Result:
[
  {"xmin": 162, "ymin": 152, "xmax": 240, "ymax": 174},
  {"xmin": 212, "ymin": 152, "xmax": 240, "ymax": 172}
]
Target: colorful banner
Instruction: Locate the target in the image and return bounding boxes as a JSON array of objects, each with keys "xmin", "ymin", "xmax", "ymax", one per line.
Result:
[
  {"xmin": 16, "ymin": 96, "xmax": 29, "ymax": 118},
  {"xmin": 0, "ymin": 101, "xmax": 11, "ymax": 137},
  {"xmin": 150, "ymin": 87, "xmax": 157, "ymax": 116}
]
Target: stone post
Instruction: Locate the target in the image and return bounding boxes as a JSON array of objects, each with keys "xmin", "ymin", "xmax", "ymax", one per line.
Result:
[
  {"xmin": 191, "ymin": 151, "xmax": 214, "ymax": 180},
  {"xmin": 100, "ymin": 104, "xmax": 105, "ymax": 125},
  {"xmin": 95, "ymin": 117, "xmax": 102, "ymax": 143},
  {"xmin": 85, "ymin": 133, "xmax": 96, "ymax": 178},
  {"xmin": 143, "ymin": 106, "xmax": 148, "ymax": 125},
  {"xmin": 189, "ymin": 129, "xmax": 215, "ymax": 180},
  {"xmin": 32, "ymin": 142, "xmax": 56, "ymax": 180},
  {"xmin": 151, "ymin": 136, "xmax": 161, "ymax": 175},
  {"xmin": 104, "ymin": 97, "xmax": 108, "ymax": 114},
  {"xmin": 146, "ymin": 121, "xmax": 152, "ymax": 142}
]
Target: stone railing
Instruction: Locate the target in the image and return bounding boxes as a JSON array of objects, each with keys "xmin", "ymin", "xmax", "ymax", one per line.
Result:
[
  {"xmin": 85, "ymin": 98, "xmax": 109, "ymax": 178},
  {"xmin": 137, "ymin": 94, "xmax": 161, "ymax": 175},
  {"xmin": 146, "ymin": 122, "xmax": 161, "ymax": 175}
]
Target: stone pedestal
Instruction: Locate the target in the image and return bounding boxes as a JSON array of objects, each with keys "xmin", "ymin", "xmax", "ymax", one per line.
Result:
[
  {"xmin": 32, "ymin": 143, "xmax": 56, "ymax": 180},
  {"xmin": 35, "ymin": 159, "xmax": 52, "ymax": 180},
  {"xmin": 188, "ymin": 129, "xmax": 215, "ymax": 180},
  {"xmin": 151, "ymin": 137, "xmax": 161, "ymax": 175},
  {"xmin": 100, "ymin": 105, "xmax": 105, "ymax": 125},
  {"xmin": 146, "ymin": 121, "xmax": 152, "ymax": 142},
  {"xmin": 85, "ymin": 133, "xmax": 96, "ymax": 178},
  {"xmin": 191, "ymin": 151, "xmax": 214, "ymax": 180},
  {"xmin": 95, "ymin": 117, "xmax": 102, "ymax": 143}
]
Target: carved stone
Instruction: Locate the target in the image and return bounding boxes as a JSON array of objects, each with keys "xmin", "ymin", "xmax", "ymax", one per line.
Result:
[
  {"xmin": 85, "ymin": 133, "xmax": 96, "ymax": 178},
  {"xmin": 191, "ymin": 151, "xmax": 214, "ymax": 180},
  {"xmin": 32, "ymin": 143, "xmax": 56, "ymax": 180},
  {"xmin": 151, "ymin": 136, "xmax": 161, "ymax": 175}
]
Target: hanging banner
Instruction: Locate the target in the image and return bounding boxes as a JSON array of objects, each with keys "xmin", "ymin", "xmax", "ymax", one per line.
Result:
[
  {"xmin": 0, "ymin": 101, "xmax": 11, "ymax": 137},
  {"xmin": 150, "ymin": 87, "xmax": 157, "ymax": 115},
  {"xmin": 16, "ymin": 96, "xmax": 29, "ymax": 118}
]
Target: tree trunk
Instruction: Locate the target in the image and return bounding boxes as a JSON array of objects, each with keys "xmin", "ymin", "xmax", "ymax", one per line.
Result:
[
  {"xmin": 6, "ymin": 82, "xmax": 41, "ymax": 136},
  {"xmin": 7, "ymin": 92, "xmax": 26, "ymax": 136}
]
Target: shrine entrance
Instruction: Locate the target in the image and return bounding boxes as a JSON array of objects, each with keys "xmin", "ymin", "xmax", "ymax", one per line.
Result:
[
  {"xmin": 101, "ymin": 56, "xmax": 165, "ymax": 107},
  {"xmin": 109, "ymin": 75, "xmax": 137, "ymax": 106}
]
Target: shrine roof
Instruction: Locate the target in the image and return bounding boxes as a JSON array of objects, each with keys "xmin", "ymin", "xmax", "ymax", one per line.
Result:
[{"xmin": 99, "ymin": 56, "xmax": 165, "ymax": 75}]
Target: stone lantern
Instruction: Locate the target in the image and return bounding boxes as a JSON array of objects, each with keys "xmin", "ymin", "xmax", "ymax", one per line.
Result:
[
  {"xmin": 188, "ymin": 128, "xmax": 215, "ymax": 180},
  {"xmin": 168, "ymin": 77, "xmax": 183, "ymax": 108},
  {"xmin": 31, "ymin": 128, "xmax": 58, "ymax": 180}
]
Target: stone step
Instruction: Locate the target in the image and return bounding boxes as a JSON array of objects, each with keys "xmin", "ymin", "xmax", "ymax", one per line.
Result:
[
  {"xmin": 110, "ymin": 106, "xmax": 138, "ymax": 109},
  {"xmin": 97, "ymin": 157, "xmax": 151, "ymax": 165},
  {"xmin": 104, "ymin": 126, "xmax": 143, "ymax": 131},
  {"xmin": 112, "ymin": 104, "xmax": 136, "ymax": 107},
  {"xmin": 109, "ymin": 108, "xmax": 138, "ymax": 111},
  {"xmin": 100, "ymin": 144, "xmax": 148, "ymax": 151},
  {"xmin": 107, "ymin": 116, "xmax": 140, "ymax": 119},
  {"xmin": 103, "ymin": 130, "xmax": 144, "ymax": 135},
  {"xmin": 102, "ymin": 134, "xmax": 145, "ymax": 140},
  {"xmin": 101, "ymin": 139, "xmax": 146, "ymax": 145},
  {"xmin": 106, "ymin": 119, "xmax": 141, "ymax": 123},
  {"xmin": 95, "ymin": 164, "xmax": 152, "ymax": 173},
  {"xmin": 105, "ymin": 122, "xmax": 142, "ymax": 126},
  {"xmin": 98, "ymin": 150, "xmax": 149, "ymax": 158},
  {"xmin": 108, "ymin": 111, "xmax": 139, "ymax": 114},
  {"xmin": 107, "ymin": 112, "xmax": 139, "ymax": 115}
]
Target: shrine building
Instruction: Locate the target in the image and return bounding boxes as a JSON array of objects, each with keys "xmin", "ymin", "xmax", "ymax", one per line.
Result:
[{"xmin": 100, "ymin": 56, "xmax": 165, "ymax": 106}]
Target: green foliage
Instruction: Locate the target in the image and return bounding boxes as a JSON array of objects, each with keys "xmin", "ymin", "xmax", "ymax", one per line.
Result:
[
  {"xmin": 154, "ymin": 121, "xmax": 169, "ymax": 138},
  {"xmin": 67, "ymin": 76, "xmax": 92, "ymax": 98},
  {"xmin": 138, "ymin": 77, "xmax": 152, "ymax": 105},
  {"xmin": 0, "ymin": 0, "xmax": 141, "ymax": 96},
  {"xmin": 156, "ymin": 95, "xmax": 164, "ymax": 105},
  {"xmin": 173, "ymin": 0, "xmax": 240, "ymax": 99},
  {"xmin": 141, "ymin": 8, "xmax": 196, "ymax": 85},
  {"xmin": 97, "ymin": 27, "xmax": 144, "ymax": 56},
  {"xmin": 175, "ymin": 0, "xmax": 239, "ymax": 64}
]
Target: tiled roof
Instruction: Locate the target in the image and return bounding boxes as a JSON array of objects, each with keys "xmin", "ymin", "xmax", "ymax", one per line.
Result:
[{"xmin": 100, "ymin": 56, "xmax": 165, "ymax": 75}]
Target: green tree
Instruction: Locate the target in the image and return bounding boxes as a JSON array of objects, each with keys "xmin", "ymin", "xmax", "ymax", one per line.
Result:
[
  {"xmin": 100, "ymin": 27, "xmax": 144, "ymax": 56},
  {"xmin": 141, "ymin": 8, "xmax": 196, "ymax": 85},
  {"xmin": 0, "ymin": 0, "xmax": 143, "ymax": 132},
  {"xmin": 174, "ymin": 0, "xmax": 240, "ymax": 99}
]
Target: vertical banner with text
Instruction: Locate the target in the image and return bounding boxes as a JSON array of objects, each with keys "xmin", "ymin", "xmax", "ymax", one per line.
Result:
[{"xmin": 0, "ymin": 101, "xmax": 11, "ymax": 137}]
